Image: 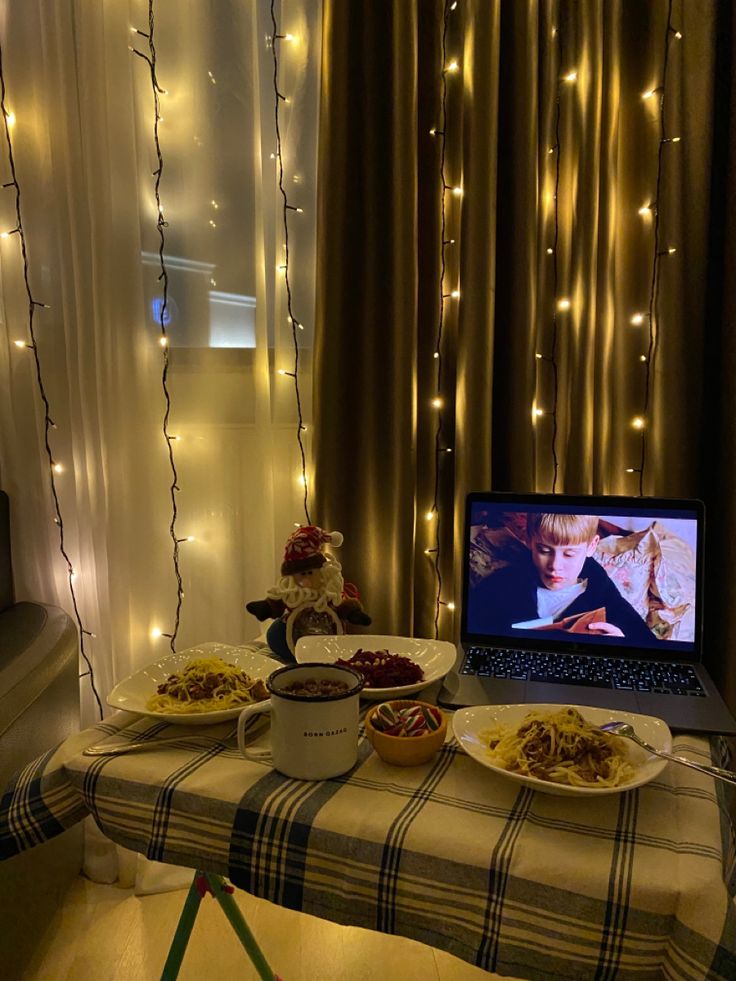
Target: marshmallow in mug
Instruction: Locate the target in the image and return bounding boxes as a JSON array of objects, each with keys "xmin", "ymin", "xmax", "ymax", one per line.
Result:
[{"xmin": 237, "ymin": 662, "xmax": 364, "ymax": 780}]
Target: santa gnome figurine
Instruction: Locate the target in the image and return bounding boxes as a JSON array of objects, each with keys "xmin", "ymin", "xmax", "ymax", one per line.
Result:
[{"xmin": 246, "ymin": 525, "xmax": 371, "ymax": 662}]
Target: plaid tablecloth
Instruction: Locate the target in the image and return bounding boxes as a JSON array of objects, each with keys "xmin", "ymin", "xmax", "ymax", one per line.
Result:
[{"xmin": 1, "ymin": 709, "xmax": 735, "ymax": 980}]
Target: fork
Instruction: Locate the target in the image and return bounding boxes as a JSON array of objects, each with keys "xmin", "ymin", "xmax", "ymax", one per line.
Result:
[
  {"xmin": 600, "ymin": 721, "xmax": 736, "ymax": 786},
  {"xmin": 82, "ymin": 717, "xmax": 265, "ymax": 757}
]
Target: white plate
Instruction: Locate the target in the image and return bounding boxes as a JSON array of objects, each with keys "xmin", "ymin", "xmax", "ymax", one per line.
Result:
[
  {"xmin": 452, "ymin": 703, "xmax": 671, "ymax": 797},
  {"xmin": 294, "ymin": 634, "xmax": 457, "ymax": 700},
  {"xmin": 107, "ymin": 642, "xmax": 279, "ymax": 724}
]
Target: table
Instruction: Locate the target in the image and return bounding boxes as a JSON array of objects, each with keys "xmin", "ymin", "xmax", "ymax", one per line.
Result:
[{"xmin": 2, "ymin": 709, "xmax": 735, "ymax": 980}]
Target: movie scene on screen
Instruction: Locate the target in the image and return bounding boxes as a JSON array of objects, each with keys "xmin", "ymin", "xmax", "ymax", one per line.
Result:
[{"xmin": 467, "ymin": 503, "xmax": 698, "ymax": 652}]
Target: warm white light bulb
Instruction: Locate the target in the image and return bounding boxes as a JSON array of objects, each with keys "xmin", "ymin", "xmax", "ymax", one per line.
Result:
[
  {"xmin": 674, "ymin": 31, "xmax": 682, "ymax": 39},
  {"xmin": 159, "ymin": 336, "xmax": 168, "ymax": 347},
  {"xmin": 446, "ymin": 60, "xmax": 459, "ymax": 73},
  {"xmin": 451, "ymin": 289, "xmax": 460, "ymax": 298},
  {"xmin": 13, "ymin": 340, "xmax": 25, "ymax": 348},
  {"xmin": 642, "ymin": 89, "xmax": 656, "ymax": 100},
  {"xmin": 284, "ymin": 33, "xmax": 295, "ymax": 42},
  {"xmin": 297, "ymin": 474, "xmax": 306, "ymax": 487},
  {"xmin": 151, "ymin": 627, "xmax": 163, "ymax": 639},
  {"xmin": 630, "ymin": 313, "xmax": 644, "ymax": 325},
  {"xmin": 639, "ymin": 355, "xmax": 647, "ymax": 362},
  {"xmin": 433, "ymin": 351, "xmax": 439, "ymax": 359},
  {"xmin": 186, "ymin": 535, "xmax": 195, "ymax": 542},
  {"xmin": 278, "ymin": 369, "xmax": 287, "ymax": 376},
  {"xmin": 452, "ymin": 186, "xmax": 463, "ymax": 197},
  {"xmin": 431, "ymin": 396, "xmax": 443, "ymax": 409},
  {"xmin": 638, "ymin": 205, "xmax": 652, "ymax": 216},
  {"xmin": 546, "ymin": 247, "xmax": 553, "ymax": 254},
  {"xmin": 208, "ymin": 71, "xmax": 217, "ymax": 84},
  {"xmin": 668, "ymin": 247, "xmax": 677, "ymax": 254},
  {"xmin": 671, "ymin": 136, "xmax": 681, "ymax": 143},
  {"xmin": 447, "ymin": 602, "xmax": 456, "ymax": 611},
  {"xmin": 52, "ymin": 462, "xmax": 64, "ymax": 473},
  {"xmin": 211, "ymin": 200, "xmax": 219, "ymax": 208},
  {"xmin": 209, "ymin": 219, "xmax": 217, "ymax": 228},
  {"xmin": 426, "ymin": 510, "xmax": 435, "ymax": 521},
  {"xmin": 631, "ymin": 416, "xmax": 646, "ymax": 430},
  {"xmin": 6, "ymin": 112, "xmax": 15, "ymax": 127},
  {"xmin": 429, "ymin": 127, "xmax": 437, "ymax": 136},
  {"xmin": 535, "ymin": 352, "xmax": 543, "ymax": 359},
  {"xmin": 626, "ymin": 468, "xmax": 636, "ymax": 473},
  {"xmin": 563, "ymin": 71, "xmax": 577, "ymax": 82},
  {"xmin": 557, "ymin": 298, "xmax": 571, "ymax": 311}
]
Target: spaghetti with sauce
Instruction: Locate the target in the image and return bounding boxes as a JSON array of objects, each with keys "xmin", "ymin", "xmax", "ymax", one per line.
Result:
[
  {"xmin": 482, "ymin": 707, "xmax": 635, "ymax": 787},
  {"xmin": 145, "ymin": 656, "xmax": 269, "ymax": 714}
]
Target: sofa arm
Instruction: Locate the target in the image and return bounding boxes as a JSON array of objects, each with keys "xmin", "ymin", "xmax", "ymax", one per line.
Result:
[{"xmin": 0, "ymin": 602, "xmax": 79, "ymax": 783}]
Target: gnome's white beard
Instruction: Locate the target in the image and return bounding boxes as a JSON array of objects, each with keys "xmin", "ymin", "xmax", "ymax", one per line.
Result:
[{"xmin": 266, "ymin": 558, "xmax": 344, "ymax": 612}]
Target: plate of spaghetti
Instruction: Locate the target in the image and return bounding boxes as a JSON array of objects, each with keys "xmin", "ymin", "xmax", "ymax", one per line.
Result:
[
  {"xmin": 294, "ymin": 634, "xmax": 456, "ymax": 700},
  {"xmin": 107, "ymin": 642, "xmax": 278, "ymax": 724},
  {"xmin": 452, "ymin": 704, "xmax": 671, "ymax": 796}
]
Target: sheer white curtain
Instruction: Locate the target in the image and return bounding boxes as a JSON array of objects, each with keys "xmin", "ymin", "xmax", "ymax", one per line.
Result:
[{"xmin": 0, "ymin": 0, "xmax": 319, "ymax": 725}]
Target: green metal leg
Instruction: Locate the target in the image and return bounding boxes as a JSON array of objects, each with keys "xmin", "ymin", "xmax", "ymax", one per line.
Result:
[
  {"xmin": 160, "ymin": 871, "xmax": 279, "ymax": 981},
  {"xmin": 202, "ymin": 872, "xmax": 278, "ymax": 981},
  {"xmin": 160, "ymin": 874, "xmax": 204, "ymax": 981}
]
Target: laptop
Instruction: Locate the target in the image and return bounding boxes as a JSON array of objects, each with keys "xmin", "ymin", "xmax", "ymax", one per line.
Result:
[{"xmin": 438, "ymin": 491, "xmax": 736, "ymax": 735}]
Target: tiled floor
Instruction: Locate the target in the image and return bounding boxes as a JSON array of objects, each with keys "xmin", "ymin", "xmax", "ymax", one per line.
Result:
[{"xmin": 24, "ymin": 875, "xmax": 517, "ymax": 980}]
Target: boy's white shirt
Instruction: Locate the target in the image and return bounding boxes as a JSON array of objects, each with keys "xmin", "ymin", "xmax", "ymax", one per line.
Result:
[{"xmin": 536, "ymin": 578, "xmax": 588, "ymax": 621}]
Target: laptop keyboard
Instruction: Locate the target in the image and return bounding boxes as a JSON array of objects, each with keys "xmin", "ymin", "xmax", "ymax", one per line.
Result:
[{"xmin": 461, "ymin": 646, "xmax": 706, "ymax": 696}]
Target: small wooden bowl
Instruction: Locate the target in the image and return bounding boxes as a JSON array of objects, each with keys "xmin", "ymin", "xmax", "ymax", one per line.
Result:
[{"xmin": 365, "ymin": 700, "xmax": 447, "ymax": 766}]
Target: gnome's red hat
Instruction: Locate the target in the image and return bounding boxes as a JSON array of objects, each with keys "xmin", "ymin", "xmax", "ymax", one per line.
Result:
[{"xmin": 281, "ymin": 525, "xmax": 344, "ymax": 576}]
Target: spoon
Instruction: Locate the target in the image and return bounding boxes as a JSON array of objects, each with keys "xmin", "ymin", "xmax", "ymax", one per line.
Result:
[{"xmin": 600, "ymin": 721, "xmax": 736, "ymax": 787}]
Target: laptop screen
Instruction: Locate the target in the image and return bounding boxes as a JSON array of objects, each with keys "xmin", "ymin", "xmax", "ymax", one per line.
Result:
[{"xmin": 462, "ymin": 493, "xmax": 703, "ymax": 657}]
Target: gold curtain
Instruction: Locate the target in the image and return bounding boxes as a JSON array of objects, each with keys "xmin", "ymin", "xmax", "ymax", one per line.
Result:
[{"xmin": 313, "ymin": 0, "xmax": 736, "ymax": 709}]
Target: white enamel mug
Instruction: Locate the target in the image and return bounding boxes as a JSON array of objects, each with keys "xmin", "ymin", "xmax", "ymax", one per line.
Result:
[{"xmin": 237, "ymin": 662, "xmax": 365, "ymax": 780}]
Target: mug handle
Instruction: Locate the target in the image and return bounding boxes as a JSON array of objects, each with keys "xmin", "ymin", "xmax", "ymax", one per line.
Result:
[{"xmin": 237, "ymin": 700, "xmax": 273, "ymax": 761}]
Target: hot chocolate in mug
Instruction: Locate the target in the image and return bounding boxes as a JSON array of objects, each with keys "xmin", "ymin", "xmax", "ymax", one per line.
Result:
[{"xmin": 237, "ymin": 662, "xmax": 365, "ymax": 780}]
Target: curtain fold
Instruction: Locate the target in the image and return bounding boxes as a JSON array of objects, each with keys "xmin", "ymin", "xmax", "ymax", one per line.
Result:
[{"xmin": 314, "ymin": 0, "xmax": 420, "ymax": 635}]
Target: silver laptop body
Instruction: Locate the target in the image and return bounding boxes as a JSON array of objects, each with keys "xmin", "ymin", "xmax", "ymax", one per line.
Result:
[{"xmin": 438, "ymin": 491, "xmax": 736, "ymax": 735}]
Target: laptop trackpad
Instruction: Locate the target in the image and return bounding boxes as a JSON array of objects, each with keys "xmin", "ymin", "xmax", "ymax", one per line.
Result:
[
  {"xmin": 524, "ymin": 682, "xmax": 639, "ymax": 713},
  {"xmin": 441, "ymin": 675, "xmax": 528, "ymax": 707}
]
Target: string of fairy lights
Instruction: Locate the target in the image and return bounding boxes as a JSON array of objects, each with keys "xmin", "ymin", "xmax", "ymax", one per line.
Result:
[
  {"xmin": 130, "ymin": 2, "xmax": 186, "ymax": 652},
  {"xmin": 534, "ymin": 3, "xmax": 681, "ymax": 497},
  {"xmin": 270, "ymin": 0, "xmax": 311, "ymax": 525},
  {"xmin": 0, "ymin": 41, "xmax": 103, "ymax": 718},
  {"xmin": 425, "ymin": 0, "xmax": 461, "ymax": 638},
  {"xmin": 627, "ymin": 0, "xmax": 681, "ymax": 495},
  {"xmin": 533, "ymin": 17, "xmax": 576, "ymax": 493}
]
